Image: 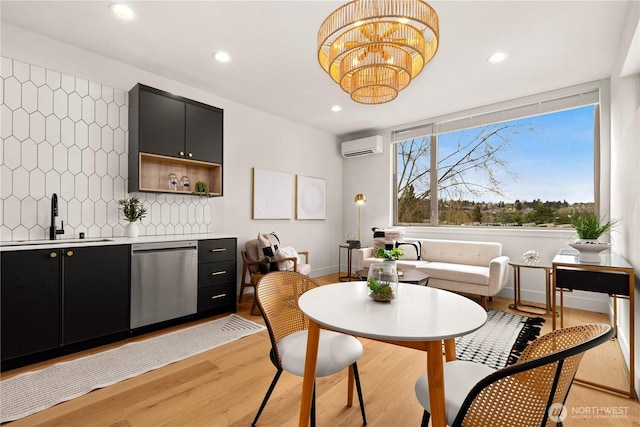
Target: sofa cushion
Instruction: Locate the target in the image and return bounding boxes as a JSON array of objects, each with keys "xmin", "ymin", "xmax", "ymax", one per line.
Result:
[
  {"xmin": 372, "ymin": 227, "xmax": 406, "ymax": 250},
  {"xmin": 396, "ymin": 241, "xmax": 421, "ymax": 260},
  {"xmin": 244, "ymin": 239, "xmax": 261, "ymax": 273},
  {"xmin": 276, "ymin": 246, "xmax": 298, "ymax": 271},
  {"xmin": 258, "ymin": 232, "xmax": 280, "ymax": 258},
  {"xmin": 361, "ymin": 257, "xmax": 427, "ymax": 270},
  {"xmin": 418, "ymin": 262, "xmax": 490, "ymax": 286},
  {"xmin": 421, "ymin": 239, "xmax": 501, "ymax": 267}
]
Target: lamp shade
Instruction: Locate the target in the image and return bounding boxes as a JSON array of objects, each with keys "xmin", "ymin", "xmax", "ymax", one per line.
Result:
[{"xmin": 354, "ymin": 194, "xmax": 367, "ymax": 205}]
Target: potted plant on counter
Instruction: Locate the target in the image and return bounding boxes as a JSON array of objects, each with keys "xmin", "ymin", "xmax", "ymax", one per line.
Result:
[
  {"xmin": 119, "ymin": 197, "xmax": 147, "ymax": 238},
  {"xmin": 568, "ymin": 210, "xmax": 618, "ymax": 262}
]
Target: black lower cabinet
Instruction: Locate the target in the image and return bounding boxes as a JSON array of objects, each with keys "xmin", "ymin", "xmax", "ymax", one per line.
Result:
[
  {"xmin": 63, "ymin": 245, "xmax": 130, "ymax": 345},
  {"xmin": 2, "ymin": 238, "xmax": 237, "ymax": 372},
  {"xmin": 1, "ymin": 245, "xmax": 130, "ymax": 371},
  {"xmin": 1, "ymin": 249, "xmax": 61, "ymax": 361},
  {"xmin": 197, "ymin": 238, "xmax": 237, "ymax": 314}
]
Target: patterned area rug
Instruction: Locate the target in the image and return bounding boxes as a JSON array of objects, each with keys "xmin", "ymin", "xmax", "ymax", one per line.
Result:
[
  {"xmin": 455, "ymin": 309, "xmax": 545, "ymax": 370},
  {"xmin": 0, "ymin": 314, "xmax": 265, "ymax": 423}
]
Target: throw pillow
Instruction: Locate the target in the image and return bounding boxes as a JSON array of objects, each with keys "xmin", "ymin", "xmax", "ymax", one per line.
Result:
[
  {"xmin": 372, "ymin": 227, "xmax": 387, "ymax": 251},
  {"xmin": 258, "ymin": 232, "xmax": 280, "ymax": 258},
  {"xmin": 372, "ymin": 227, "xmax": 407, "ymax": 252},
  {"xmin": 396, "ymin": 241, "xmax": 421, "ymax": 260},
  {"xmin": 276, "ymin": 246, "xmax": 299, "ymax": 271}
]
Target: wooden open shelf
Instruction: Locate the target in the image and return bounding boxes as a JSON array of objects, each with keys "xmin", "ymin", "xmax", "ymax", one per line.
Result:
[{"xmin": 138, "ymin": 152, "xmax": 221, "ymax": 196}]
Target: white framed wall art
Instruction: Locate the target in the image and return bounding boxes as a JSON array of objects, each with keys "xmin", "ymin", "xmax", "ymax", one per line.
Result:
[
  {"xmin": 252, "ymin": 168, "xmax": 293, "ymax": 219},
  {"xmin": 296, "ymin": 175, "xmax": 327, "ymax": 220}
]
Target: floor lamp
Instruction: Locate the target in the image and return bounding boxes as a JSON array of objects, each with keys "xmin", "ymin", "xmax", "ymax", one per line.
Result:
[{"xmin": 354, "ymin": 194, "xmax": 366, "ymax": 244}]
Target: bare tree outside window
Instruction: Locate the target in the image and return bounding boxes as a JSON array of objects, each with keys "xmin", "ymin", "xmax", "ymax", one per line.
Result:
[{"xmin": 395, "ymin": 106, "xmax": 596, "ymax": 227}]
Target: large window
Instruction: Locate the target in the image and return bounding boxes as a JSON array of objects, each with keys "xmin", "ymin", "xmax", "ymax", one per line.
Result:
[{"xmin": 394, "ymin": 87, "xmax": 600, "ymax": 227}]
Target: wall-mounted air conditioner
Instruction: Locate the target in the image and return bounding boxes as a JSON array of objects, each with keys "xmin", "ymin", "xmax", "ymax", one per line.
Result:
[{"xmin": 341, "ymin": 135, "xmax": 383, "ymax": 158}]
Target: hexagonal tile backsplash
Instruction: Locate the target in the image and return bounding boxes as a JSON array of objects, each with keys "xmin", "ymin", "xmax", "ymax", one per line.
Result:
[{"xmin": 0, "ymin": 56, "xmax": 212, "ymax": 241}]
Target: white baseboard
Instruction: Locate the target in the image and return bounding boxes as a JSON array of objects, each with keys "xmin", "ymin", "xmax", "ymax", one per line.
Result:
[{"xmin": 497, "ymin": 286, "xmax": 610, "ymax": 313}]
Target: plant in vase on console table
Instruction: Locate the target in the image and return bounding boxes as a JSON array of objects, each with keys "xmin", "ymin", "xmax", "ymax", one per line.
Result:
[{"xmin": 568, "ymin": 210, "xmax": 618, "ymax": 263}]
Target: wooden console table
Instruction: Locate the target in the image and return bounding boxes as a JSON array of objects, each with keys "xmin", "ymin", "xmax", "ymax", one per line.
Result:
[{"xmin": 552, "ymin": 249, "xmax": 635, "ymax": 399}]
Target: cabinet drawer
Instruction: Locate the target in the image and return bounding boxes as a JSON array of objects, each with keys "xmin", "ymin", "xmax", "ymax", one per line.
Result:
[
  {"xmin": 198, "ymin": 238, "xmax": 236, "ymax": 263},
  {"xmin": 199, "ymin": 259, "xmax": 236, "ymax": 286},
  {"xmin": 198, "ymin": 283, "xmax": 235, "ymax": 311},
  {"xmin": 556, "ymin": 268, "xmax": 630, "ymax": 296}
]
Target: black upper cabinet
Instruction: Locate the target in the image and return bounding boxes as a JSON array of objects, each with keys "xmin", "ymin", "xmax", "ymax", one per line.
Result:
[
  {"xmin": 132, "ymin": 84, "xmax": 223, "ymax": 163},
  {"xmin": 139, "ymin": 89, "xmax": 186, "ymax": 158},
  {"xmin": 129, "ymin": 84, "xmax": 224, "ymax": 196},
  {"xmin": 186, "ymin": 103, "xmax": 223, "ymax": 164}
]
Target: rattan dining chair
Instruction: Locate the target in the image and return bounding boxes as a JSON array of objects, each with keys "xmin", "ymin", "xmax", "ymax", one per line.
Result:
[
  {"xmin": 415, "ymin": 323, "xmax": 613, "ymax": 427},
  {"xmin": 252, "ymin": 271, "xmax": 367, "ymax": 427}
]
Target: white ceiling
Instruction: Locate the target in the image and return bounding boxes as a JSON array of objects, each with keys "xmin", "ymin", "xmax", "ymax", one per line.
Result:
[{"xmin": 0, "ymin": 1, "xmax": 631, "ymax": 137}]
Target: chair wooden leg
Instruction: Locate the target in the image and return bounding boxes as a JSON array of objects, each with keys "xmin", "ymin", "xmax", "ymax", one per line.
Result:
[
  {"xmin": 421, "ymin": 410, "xmax": 430, "ymax": 427},
  {"xmin": 311, "ymin": 382, "xmax": 316, "ymax": 427},
  {"xmin": 347, "ymin": 364, "xmax": 355, "ymax": 407},
  {"xmin": 250, "ymin": 293, "xmax": 260, "ymax": 316},
  {"xmin": 251, "ymin": 368, "xmax": 283, "ymax": 427},
  {"xmin": 480, "ymin": 295, "xmax": 488, "ymax": 311},
  {"xmin": 352, "ymin": 362, "xmax": 367, "ymax": 426},
  {"xmin": 238, "ymin": 284, "xmax": 246, "ymax": 304}
]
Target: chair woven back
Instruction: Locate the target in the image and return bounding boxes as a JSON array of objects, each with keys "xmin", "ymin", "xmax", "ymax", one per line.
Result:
[
  {"xmin": 255, "ymin": 271, "xmax": 319, "ymax": 368},
  {"xmin": 453, "ymin": 323, "xmax": 613, "ymax": 427}
]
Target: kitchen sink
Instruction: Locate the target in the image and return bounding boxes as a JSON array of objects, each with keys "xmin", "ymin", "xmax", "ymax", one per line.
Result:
[{"xmin": 2, "ymin": 238, "xmax": 114, "ymax": 246}]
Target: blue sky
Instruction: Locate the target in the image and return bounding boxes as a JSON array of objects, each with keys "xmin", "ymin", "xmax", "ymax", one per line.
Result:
[{"xmin": 438, "ymin": 105, "xmax": 595, "ymax": 204}]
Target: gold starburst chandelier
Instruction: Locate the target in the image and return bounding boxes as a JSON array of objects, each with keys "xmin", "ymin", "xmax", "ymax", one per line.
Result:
[{"xmin": 317, "ymin": 0, "xmax": 439, "ymax": 105}]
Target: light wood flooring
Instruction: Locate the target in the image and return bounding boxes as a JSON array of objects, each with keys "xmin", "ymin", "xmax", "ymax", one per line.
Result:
[{"xmin": 2, "ymin": 273, "xmax": 639, "ymax": 426}]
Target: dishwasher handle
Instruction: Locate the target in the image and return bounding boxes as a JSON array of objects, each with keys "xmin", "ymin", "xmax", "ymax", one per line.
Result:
[{"xmin": 132, "ymin": 240, "xmax": 198, "ymax": 254}]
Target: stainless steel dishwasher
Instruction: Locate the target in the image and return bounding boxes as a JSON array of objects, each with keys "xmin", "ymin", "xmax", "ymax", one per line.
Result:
[{"xmin": 130, "ymin": 240, "xmax": 198, "ymax": 329}]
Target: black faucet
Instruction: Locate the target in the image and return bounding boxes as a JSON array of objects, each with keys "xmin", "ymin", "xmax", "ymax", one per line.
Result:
[{"xmin": 49, "ymin": 193, "xmax": 65, "ymax": 240}]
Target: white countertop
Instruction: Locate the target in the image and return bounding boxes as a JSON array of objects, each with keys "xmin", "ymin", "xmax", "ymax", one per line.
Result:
[{"xmin": 0, "ymin": 233, "xmax": 237, "ymax": 251}]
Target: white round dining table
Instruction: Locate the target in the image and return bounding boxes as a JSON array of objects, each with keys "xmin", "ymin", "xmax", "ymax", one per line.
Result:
[{"xmin": 296, "ymin": 281, "xmax": 488, "ymax": 427}]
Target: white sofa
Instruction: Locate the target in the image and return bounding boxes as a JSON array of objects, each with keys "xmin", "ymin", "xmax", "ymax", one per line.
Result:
[{"xmin": 356, "ymin": 238, "xmax": 510, "ymax": 310}]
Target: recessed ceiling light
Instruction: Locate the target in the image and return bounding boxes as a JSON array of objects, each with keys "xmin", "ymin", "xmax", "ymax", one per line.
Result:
[
  {"xmin": 110, "ymin": 3, "xmax": 135, "ymax": 20},
  {"xmin": 488, "ymin": 52, "xmax": 507, "ymax": 64},
  {"xmin": 212, "ymin": 51, "xmax": 232, "ymax": 63},
  {"xmin": 331, "ymin": 105, "xmax": 342, "ymax": 112}
]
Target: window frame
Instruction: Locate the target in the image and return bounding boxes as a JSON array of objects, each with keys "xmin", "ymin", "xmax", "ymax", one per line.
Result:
[{"xmin": 392, "ymin": 81, "xmax": 603, "ymax": 227}]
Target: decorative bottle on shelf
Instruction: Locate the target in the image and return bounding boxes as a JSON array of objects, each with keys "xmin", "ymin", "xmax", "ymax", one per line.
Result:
[
  {"xmin": 168, "ymin": 173, "xmax": 178, "ymax": 190},
  {"xmin": 181, "ymin": 175, "xmax": 190, "ymax": 191}
]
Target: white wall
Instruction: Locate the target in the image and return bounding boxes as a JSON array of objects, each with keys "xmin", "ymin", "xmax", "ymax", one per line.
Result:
[
  {"xmin": 1, "ymin": 23, "xmax": 344, "ymax": 279},
  {"xmin": 609, "ymin": 0, "xmax": 640, "ymax": 399}
]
